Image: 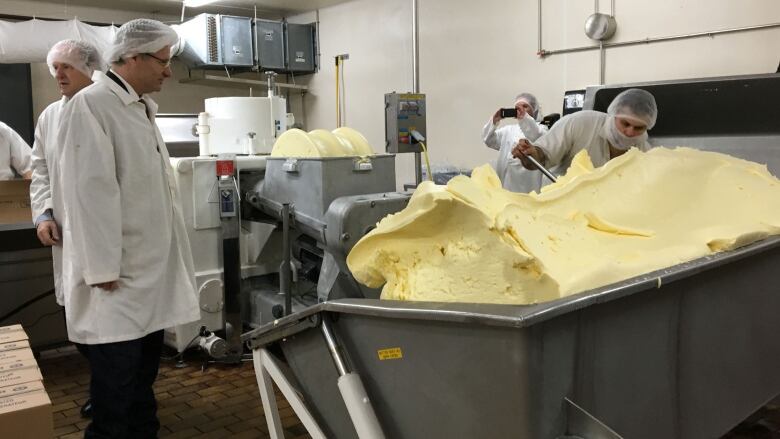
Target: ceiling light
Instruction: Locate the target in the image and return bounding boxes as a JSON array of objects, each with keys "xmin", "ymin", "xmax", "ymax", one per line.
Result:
[{"xmin": 183, "ymin": 0, "xmax": 219, "ymax": 7}]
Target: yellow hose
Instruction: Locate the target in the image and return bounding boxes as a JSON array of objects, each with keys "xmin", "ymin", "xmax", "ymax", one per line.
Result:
[{"xmin": 419, "ymin": 141, "xmax": 433, "ymax": 182}]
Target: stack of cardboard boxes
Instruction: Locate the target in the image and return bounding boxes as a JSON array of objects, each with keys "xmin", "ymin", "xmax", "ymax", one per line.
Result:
[{"xmin": 0, "ymin": 324, "xmax": 53, "ymax": 438}]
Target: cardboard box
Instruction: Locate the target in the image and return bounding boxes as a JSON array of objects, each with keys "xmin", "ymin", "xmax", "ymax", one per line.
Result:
[
  {"xmin": 0, "ymin": 390, "xmax": 53, "ymax": 439},
  {"xmin": 0, "ymin": 368, "xmax": 42, "ymax": 388},
  {"xmin": 0, "ymin": 379, "xmax": 44, "ymax": 399},
  {"xmin": 0, "ymin": 330, "xmax": 28, "ymax": 345},
  {"xmin": 0, "ymin": 339, "xmax": 30, "ymax": 353},
  {"xmin": 0, "ymin": 180, "xmax": 32, "ymax": 224},
  {"xmin": 0, "ymin": 358, "xmax": 37, "ymax": 374},
  {"xmin": 0, "ymin": 348, "xmax": 35, "ymax": 365},
  {"xmin": 0, "ymin": 325, "xmax": 23, "ymax": 334}
]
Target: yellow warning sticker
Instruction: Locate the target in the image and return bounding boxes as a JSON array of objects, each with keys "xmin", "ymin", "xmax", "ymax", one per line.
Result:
[{"xmin": 377, "ymin": 347, "xmax": 403, "ymax": 361}]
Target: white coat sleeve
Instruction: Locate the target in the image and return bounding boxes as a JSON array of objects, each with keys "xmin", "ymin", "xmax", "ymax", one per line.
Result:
[
  {"xmin": 58, "ymin": 104, "xmax": 122, "ymax": 285},
  {"xmin": 533, "ymin": 116, "xmax": 574, "ymax": 168},
  {"xmin": 516, "ymin": 114, "xmax": 547, "ymax": 142},
  {"xmin": 482, "ymin": 118, "xmax": 501, "ymax": 151},
  {"xmin": 29, "ymin": 113, "xmax": 52, "ymax": 220},
  {"xmin": 5, "ymin": 125, "xmax": 32, "ymax": 176}
]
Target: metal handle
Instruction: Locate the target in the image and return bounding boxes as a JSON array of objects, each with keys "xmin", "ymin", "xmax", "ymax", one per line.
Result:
[{"xmin": 518, "ymin": 150, "xmax": 557, "ymax": 183}]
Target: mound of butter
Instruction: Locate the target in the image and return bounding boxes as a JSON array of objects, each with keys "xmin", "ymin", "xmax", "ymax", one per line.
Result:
[
  {"xmin": 347, "ymin": 147, "xmax": 780, "ymax": 304},
  {"xmin": 271, "ymin": 127, "xmax": 374, "ymax": 157}
]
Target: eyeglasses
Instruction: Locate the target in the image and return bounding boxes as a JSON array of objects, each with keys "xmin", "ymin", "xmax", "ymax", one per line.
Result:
[{"xmin": 142, "ymin": 53, "xmax": 172, "ymax": 68}]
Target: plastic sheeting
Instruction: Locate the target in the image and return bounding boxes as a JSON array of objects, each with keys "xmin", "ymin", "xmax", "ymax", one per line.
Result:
[{"xmin": 0, "ymin": 19, "xmax": 116, "ymax": 64}]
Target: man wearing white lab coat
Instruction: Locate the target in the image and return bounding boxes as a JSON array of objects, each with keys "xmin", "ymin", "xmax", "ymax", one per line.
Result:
[
  {"xmin": 0, "ymin": 120, "xmax": 32, "ymax": 179},
  {"xmin": 513, "ymin": 88, "xmax": 658, "ymax": 177},
  {"xmin": 29, "ymin": 38, "xmax": 105, "ymax": 420},
  {"xmin": 56, "ymin": 19, "xmax": 199, "ymax": 439},
  {"xmin": 482, "ymin": 92, "xmax": 548, "ymax": 193}
]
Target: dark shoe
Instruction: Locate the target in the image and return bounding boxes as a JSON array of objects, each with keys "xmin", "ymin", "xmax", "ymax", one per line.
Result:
[{"xmin": 80, "ymin": 398, "xmax": 93, "ymax": 418}]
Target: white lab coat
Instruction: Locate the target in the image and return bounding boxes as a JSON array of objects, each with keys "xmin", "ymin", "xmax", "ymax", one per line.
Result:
[
  {"xmin": 534, "ymin": 110, "xmax": 650, "ymax": 175},
  {"xmin": 0, "ymin": 121, "xmax": 32, "ymax": 180},
  {"xmin": 29, "ymin": 97, "xmax": 67, "ymax": 305},
  {"xmin": 482, "ymin": 113, "xmax": 548, "ymax": 193},
  {"xmin": 56, "ymin": 71, "xmax": 200, "ymax": 344}
]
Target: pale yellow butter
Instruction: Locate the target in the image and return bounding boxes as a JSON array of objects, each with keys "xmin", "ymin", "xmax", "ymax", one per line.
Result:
[{"xmin": 347, "ymin": 147, "xmax": 780, "ymax": 304}]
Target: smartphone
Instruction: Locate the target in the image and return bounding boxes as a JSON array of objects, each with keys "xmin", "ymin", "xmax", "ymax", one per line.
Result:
[{"xmin": 500, "ymin": 108, "xmax": 518, "ymax": 118}]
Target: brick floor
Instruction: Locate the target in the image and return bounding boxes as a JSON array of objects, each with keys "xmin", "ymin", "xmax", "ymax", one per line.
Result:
[
  {"xmin": 38, "ymin": 345, "xmax": 310, "ymax": 439},
  {"xmin": 36, "ymin": 344, "xmax": 780, "ymax": 438}
]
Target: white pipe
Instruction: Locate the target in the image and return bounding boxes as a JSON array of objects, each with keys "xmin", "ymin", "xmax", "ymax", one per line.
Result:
[{"xmin": 338, "ymin": 373, "xmax": 386, "ymax": 439}]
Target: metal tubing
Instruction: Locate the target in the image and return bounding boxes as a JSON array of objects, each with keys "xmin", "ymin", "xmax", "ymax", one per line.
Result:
[
  {"xmin": 414, "ymin": 153, "xmax": 423, "ymax": 185},
  {"xmin": 412, "ymin": 0, "xmax": 420, "ymax": 93},
  {"xmin": 412, "ymin": 0, "xmax": 423, "ymax": 186},
  {"xmin": 281, "ymin": 203, "xmax": 292, "ymax": 316},
  {"xmin": 599, "ymin": 41, "xmax": 605, "ymax": 85},
  {"xmin": 540, "ymin": 22, "xmax": 780, "ymax": 57},
  {"xmin": 537, "ymin": 0, "xmax": 542, "ymax": 54},
  {"xmin": 321, "ymin": 318, "xmax": 349, "ymax": 377}
]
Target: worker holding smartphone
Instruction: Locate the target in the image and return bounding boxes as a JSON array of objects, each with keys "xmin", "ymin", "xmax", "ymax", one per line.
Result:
[{"xmin": 482, "ymin": 93, "xmax": 549, "ymax": 193}]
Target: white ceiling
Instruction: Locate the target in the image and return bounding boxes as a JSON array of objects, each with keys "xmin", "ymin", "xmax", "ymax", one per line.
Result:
[{"xmin": 39, "ymin": 0, "xmax": 349, "ymax": 18}]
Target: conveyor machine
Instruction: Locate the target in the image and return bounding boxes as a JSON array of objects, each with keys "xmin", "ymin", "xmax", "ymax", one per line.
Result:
[{"xmin": 241, "ymin": 73, "xmax": 780, "ymax": 438}]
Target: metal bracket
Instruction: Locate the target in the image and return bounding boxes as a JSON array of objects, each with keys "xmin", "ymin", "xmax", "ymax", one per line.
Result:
[
  {"xmin": 558, "ymin": 397, "xmax": 623, "ymax": 439},
  {"xmin": 282, "ymin": 158, "xmax": 300, "ymax": 173},
  {"xmin": 352, "ymin": 158, "xmax": 373, "ymax": 172}
]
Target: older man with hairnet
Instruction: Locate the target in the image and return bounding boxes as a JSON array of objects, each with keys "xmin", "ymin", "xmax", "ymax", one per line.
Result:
[
  {"xmin": 56, "ymin": 19, "xmax": 200, "ymax": 438},
  {"xmin": 29, "ymin": 38, "xmax": 105, "ymax": 420},
  {"xmin": 482, "ymin": 92, "xmax": 549, "ymax": 193},
  {"xmin": 513, "ymin": 88, "xmax": 658, "ymax": 178}
]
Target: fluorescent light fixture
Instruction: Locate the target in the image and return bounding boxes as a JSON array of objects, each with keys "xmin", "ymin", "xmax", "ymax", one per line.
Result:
[{"xmin": 183, "ymin": 0, "xmax": 218, "ymax": 7}]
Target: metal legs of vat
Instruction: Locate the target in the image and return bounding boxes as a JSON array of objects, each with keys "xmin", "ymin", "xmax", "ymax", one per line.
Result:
[
  {"xmin": 252, "ymin": 318, "xmax": 386, "ymax": 439},
  {"xmin": 253, "ymin": 348, "xmax": 327, "ymax": 439}
]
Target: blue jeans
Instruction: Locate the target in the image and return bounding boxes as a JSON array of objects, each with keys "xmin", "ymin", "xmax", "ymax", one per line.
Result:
[{"xmin": 84, "ymin": 330, "xmax": 164, "ymax": 439}]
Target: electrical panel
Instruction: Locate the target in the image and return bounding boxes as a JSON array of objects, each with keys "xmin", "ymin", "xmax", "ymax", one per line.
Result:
[
  {"xmin": 255, "ymin": 19, "xmax": 286, "ymax": 70},
  {"xmin": 385, "ymin": 92, "xmax": 426, "ymax": 154},
  {"xmin": 286, "ymin": 23, "xmax": 316, "ymax": 73}
]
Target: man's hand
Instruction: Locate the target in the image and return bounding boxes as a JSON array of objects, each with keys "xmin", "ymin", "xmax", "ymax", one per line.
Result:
[
  {"xmin": 36, "ymin": 220, "xmax": 60, "ymax": 246},
  {"xmin": 512, "ymin": 139, "xmax": 545, "ymax": 170},
  {"xmin": 92, "ymin": 281, "xmax": 119, "ymax": 291},
  {"xmin": 492, "ymin": 108, "xmax": 503, "ymax": 125}
]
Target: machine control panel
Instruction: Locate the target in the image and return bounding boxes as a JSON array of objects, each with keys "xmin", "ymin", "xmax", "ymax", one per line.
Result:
[{"xmin": 385, "ymin": 92, "xmax": 426, "ymax": 153}]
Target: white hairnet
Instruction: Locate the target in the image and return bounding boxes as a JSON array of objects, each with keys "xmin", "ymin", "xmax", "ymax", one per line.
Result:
[
  {"xmin": 607, "ymin": 88, "xmax": 658, "ymax": 130},
  {"xmin": 47, "ymin": 39, "xmax": 106, "ymax": 78},
  {"xmin": 515, "ymin": 92, "xmax": 541, "ymax": 119},
  {"xmin": 105, "ymin": 18, "xmax": 179, "ymax": 64}
]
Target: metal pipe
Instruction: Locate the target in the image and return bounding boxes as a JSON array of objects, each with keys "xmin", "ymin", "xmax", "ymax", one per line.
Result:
[
  {"xmin": 321, "ymin": 318, "xmax": 348, "ymax": 377},
  {"xmin": 412, "ymin": 0, "xmax": 423, "ymax": 186},
  {"xmin": 180, "ymin": 2, "xmax": 186, "ymax": 22},
  {"xmin": 412, "ymin": 0, "xmax": 420, "ymax": 93},
  {"xmin": 610, "ymin": 0, "xmax": 615, "ymax": 17},
  {"xmin": 599, "ymin": 41, "xmax": 605, "ymax": 85},
  {"xmin": 537, "ymin": 0, "xmax": 542, "ymax": 54},
  {"xmin": 540, "ymin": 22, "xmax": 780, "ymax": 57},
  {"xmin": 281, "ymin": 203, "xmax": 292, "ymax": 316}
]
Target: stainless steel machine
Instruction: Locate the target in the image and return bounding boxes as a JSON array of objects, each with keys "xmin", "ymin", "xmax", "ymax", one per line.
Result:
[{"xmin": 241, "ymin": 73, "xmax": 780, "ymax": 438}]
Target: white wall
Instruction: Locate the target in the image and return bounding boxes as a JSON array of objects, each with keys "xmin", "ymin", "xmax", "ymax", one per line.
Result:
[{"xmin": 290, "ymin": 0, "xmax": 780, "ymax": 188}]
